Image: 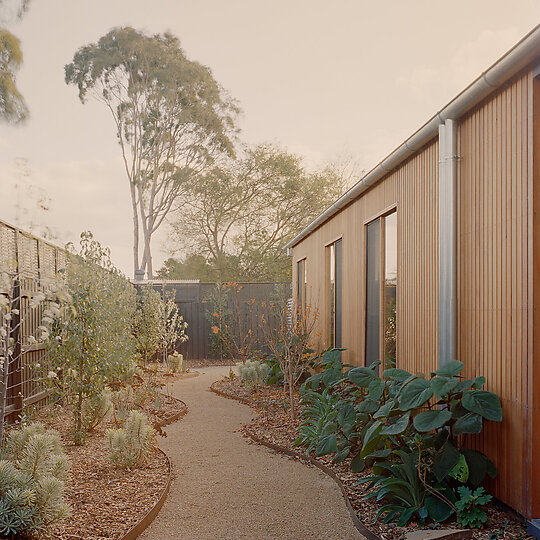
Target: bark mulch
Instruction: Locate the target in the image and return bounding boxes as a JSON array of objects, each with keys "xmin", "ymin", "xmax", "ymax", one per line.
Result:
[
  {"xmin": 34, "ymin": 371, "xmax": 188, "ymax": 540},
  {"xmin": 212, "ymin": 377, "xmax": 532, "ymax": 540}
]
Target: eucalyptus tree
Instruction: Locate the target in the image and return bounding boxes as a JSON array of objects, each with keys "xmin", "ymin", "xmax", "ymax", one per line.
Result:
[
  {"xmin": 65, "ymin": 27, "xmax": 239, "ymax": 278},
  {"xmin": 0, "ymin": 0, "xmax": 31, "ymax": 123}
]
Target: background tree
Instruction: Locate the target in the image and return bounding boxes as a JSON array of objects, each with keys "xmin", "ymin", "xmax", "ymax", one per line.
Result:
[
  {"xmin": 156, "ymin": 254, "xmax": 219, "ymax": 282},
  {"xmin": 166, "ymin": 144, "xmax": 348, "ymax": 282},
  {"xmin": 0, "ymin": 0, "xmax": 31, "ymax": 123},
  {"xmin": 65, "ymin": 27, "xmax": 239, "ymax": 279}
]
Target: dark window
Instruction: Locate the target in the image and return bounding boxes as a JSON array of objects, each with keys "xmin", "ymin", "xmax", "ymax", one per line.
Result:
[
  {"xmin": 297, "ymin": 259, "xmax": 306, "ymax": 312},
  {"xmin": 328, "ymin": 239, "xmax": 342, "ymax": 348},
  {"xmin": 365, "ymin": 211, "xmax": 398, "ymax": 369},
  {"xmin": 365, "ymin": 220, "xmax": 380, "ymax": 366}
]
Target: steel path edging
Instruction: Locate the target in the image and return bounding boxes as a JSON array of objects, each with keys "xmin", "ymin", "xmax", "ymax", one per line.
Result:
[
  {"xmin": 120, "ymin": 394, "xmax": 189, "ymax": 540},
  {"xmin": 210, "ymin": 382, "xmax": 381, "ymax": 540},
  {"xmin": 120, "ymin": 447, "xmax": 172, "ymax": 540}
]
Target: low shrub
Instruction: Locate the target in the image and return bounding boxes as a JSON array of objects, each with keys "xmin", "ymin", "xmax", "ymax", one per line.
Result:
[
  {"xmin": 0, "ymin": 423, "xmax": 70, "ymax": 536},
  {"xmin": 107, "ymin": 411, "xmax": 156, "ymax": 469},
  {"xmin": 238, "ymin": 360, "xmax": 270, "ymax": 391},
  {"xmin": 110, "ymin": 386, "xmax": 139, "ymax": 424},
  {"xmin": 82, "ymin": 388, "xmax": 113, "ymax": 432},
  {"xmin": 455, "ymin": 486, "xmax": 492, "ymax": 528}
]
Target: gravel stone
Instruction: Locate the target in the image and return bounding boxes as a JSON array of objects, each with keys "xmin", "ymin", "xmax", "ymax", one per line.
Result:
[{"xmin": 140, "ymin": 366, "xmax": 365, "ymax": 540}]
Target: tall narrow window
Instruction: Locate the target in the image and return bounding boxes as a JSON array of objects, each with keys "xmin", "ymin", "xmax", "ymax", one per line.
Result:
[
  {"xmin": 297, "ymin": 259, "xmax": 307, "ymax": 312},
  {"xmin": 365, "ymin": 211, "xmax": 398, "ymax": 369},
  {"xmin": 328, "ymin": 238, "xmax": 342, "ymax": 348},
  {"xmin": 365, "ymin": 221, "xmax": 380, "ymax": 366},
  {"xmin": 384, "ymin": 212, "xmax": 397, "ymax": 368}
]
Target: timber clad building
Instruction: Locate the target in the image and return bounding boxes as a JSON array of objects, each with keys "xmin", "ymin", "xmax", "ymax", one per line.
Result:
[{"xmin": 285, "ymin": 26, "xmax": 540, "ymax": 530}]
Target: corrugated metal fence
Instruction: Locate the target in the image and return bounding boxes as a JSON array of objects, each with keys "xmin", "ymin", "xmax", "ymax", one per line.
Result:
[{"xmin": 145, "ymin": 281, "xmax": 291, "ymax": 360}]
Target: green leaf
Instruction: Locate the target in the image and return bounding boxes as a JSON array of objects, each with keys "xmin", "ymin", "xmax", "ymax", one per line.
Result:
[
  {"xmin": 433, "ymin": 442, "xmax": 461, "ymax": 482},
  {"xmin": 350, "ymin": 452, "xmax": 366, "ymax": 473},
  {"xmin": 413, "ymin": 409, "xmax": 452, "ymax": 432},
  {"xmin": 321, "ymin": 348, "xmax": 343, "ymax": 366},
  {"xmin": 462, "ymin": 390, "xmax": 503, "ymax": 421},
  {"xmin": 381, "ymin": 412, "xmax": 410, "ymax": 435},
  {"xmin": 337, "ymin": 402, "xmax": 357, "ymax": 428},
  {"xmin": 348, "ymin": 367, "xmax": 378, "ymax": 388},
  {"xmin": 431, "ymin": 376, "xmax": 459, "ymax": 398},
  {"xmin": 365, "ymin": 448, "xmax": 392, "ymax": 460},
  {"xmin": 316, "ymin": 434, "xmax": 337, "ymax": 456},
  {"xmin": 399, "ymin": 378, "xmax": 433, "ymax": 411},
  {"xmin": 454, "ymin": 379, "xmax": 475, "ymax": 393},
  {"xmin": 332, "ymin": 446, "xmax": 350, "ymax": 463},
  {"xmin": 356, "ymin": 399, "xmax": 379, "ymax": 413},
  {"xmin": 452, "ymin": 412, "xmax": 482, "ymax": 435},
  {"xmin": 450, "ymin": 401, "xmax": 469, "ymax": 419},
  {"xmin": 424, "ymin": 495, "xmax": 455, "ymax": 522},
  {"xmin": 368, "ymin": 378, "xmax": 385, "ymax": 400},
  {"xmin": 461, "ymin": 449, "xmax": 497, "ymax": 486},
  {"xmin": 472, "ymin": 376, "xmax": 486, "ymax": 389},
  {"xmin": 397, "ymin": 507, "xmax": 416, "ymax": 526},
  {"xmin": 435, "ymin": 360, "xmax": 464, "ymax": 377},
  {"xmin": 383, "ymin": 368, "xmax": 412, "ymax": 381},
  {"xmin": 322, "ymin": 366, "xmax": 342, "ymax": 388},
  {"xmin": 362, "ymin": 421, "xmax": 382, "ymax": 449},
  {"xmin": 449, "ymin": 454, "xmax": 469, "ymax": 482},
  {"xmin": 374, "ymin": 400, "xmax": 395, "ymax": 419}
]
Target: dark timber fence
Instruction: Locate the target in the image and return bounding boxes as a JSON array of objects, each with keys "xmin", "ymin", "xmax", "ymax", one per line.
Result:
[
  {"xmin": 0, "ymin": 219, "xmax": 67, "ymax": 420},
  {"xmin": 142, "ymin": 281, "xmax": 291, "ymax": 360}
]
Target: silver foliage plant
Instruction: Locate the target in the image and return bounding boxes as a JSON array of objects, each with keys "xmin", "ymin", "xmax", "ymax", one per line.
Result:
[
  {"xmin": 238, "ymin": 360, "xmax": 269, "ymax": 391},
  {"xmin": 107, "ymin": 410, "xmax": 156, "ymax": 469},
  {"xmin": 0, "ymin": 423, "xmax": 70, "ymax": 536}
]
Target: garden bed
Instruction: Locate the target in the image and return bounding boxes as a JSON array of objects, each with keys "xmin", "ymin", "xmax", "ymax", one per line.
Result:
[
  {"xmin": 33, "ymin": 372, "xmax": 188, "ymax": 539},
  {"xmin": 211, "ymin": 377, "xmax": 531, "ymax": 540},
  {"xmin": 188, "ymin": 358, "xmax": 238, "ymax": 368}
]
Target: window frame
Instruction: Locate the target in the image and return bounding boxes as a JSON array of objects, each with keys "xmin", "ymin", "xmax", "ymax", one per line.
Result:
[
  {"xmin": 364, "ymin": 207, "xmax": 398, "ymax": 368},
  {"xmin": 296, "ymin": 257, "xmax": 307, "ymax": 313},
  {"xmin": 326, "ymin": 237, "xmax": 343, "ymax": 349}
]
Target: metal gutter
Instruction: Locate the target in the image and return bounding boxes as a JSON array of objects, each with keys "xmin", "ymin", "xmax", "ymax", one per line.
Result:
[{"xmin": 284, "ymin": 23, "xmax": 540, "ymax": 250}]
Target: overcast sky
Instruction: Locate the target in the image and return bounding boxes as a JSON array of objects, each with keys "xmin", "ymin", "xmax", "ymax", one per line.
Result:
[{"xmin": 1, "ymin": 0, "xmax": 539, "ymax": 276}]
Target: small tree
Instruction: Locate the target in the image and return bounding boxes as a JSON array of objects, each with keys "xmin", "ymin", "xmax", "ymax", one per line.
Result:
[
  {"xmin": 133, "ymin": 286, "xmax": 163, "ymax": 364},
  {"xmin": 260, "ymin": 300, "xmax": 318, "ymax": 421},
  {"xmin": 47, "ymin": 232, "xmax": 137, "ymax": 444},
  {"xmin": 156, "ymin": 294, "xmax": 188, "ymax": 361},
  {"xmin": 133, "ymin": 286, "xmax": 188, "ymax": 364},
  {"xmin": 207, "ymin": 282, "xmax": 259, "ymax": 362}
]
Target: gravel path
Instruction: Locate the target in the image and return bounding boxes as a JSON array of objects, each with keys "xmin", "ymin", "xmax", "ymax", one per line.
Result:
[{"xmin": 140, "ymin": 366, "xmax": 365, "ymax": 540}]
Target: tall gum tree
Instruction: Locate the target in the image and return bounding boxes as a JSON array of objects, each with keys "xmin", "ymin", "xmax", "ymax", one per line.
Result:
[{"xmin": 65, "ymin": 27, "xmax": 239, "ymax": 278}]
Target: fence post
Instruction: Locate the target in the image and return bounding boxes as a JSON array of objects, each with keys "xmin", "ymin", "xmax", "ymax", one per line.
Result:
[{"xmin": 10, "ymin": 278, "xmax": 23, "ymax": 422}]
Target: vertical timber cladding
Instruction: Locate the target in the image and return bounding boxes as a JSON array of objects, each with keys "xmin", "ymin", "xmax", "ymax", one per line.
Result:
[
  {"xmin": 456, "ymin": 70, "xmax": 533, "ymax": 518},
  {"xmin": 291, "ymin": 140, "xmax": 439, "ymax": 371}
]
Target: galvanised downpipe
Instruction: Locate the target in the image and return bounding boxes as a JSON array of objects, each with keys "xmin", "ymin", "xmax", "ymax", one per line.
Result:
[{"xmin": 438, "ymin": 119, "xmax": 458, "ymax": 367}]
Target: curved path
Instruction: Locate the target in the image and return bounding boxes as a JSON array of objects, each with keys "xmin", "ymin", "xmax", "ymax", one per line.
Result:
[{"xmin": 140, "ymin": 366, "xmax": 365, "ymax": 540}]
